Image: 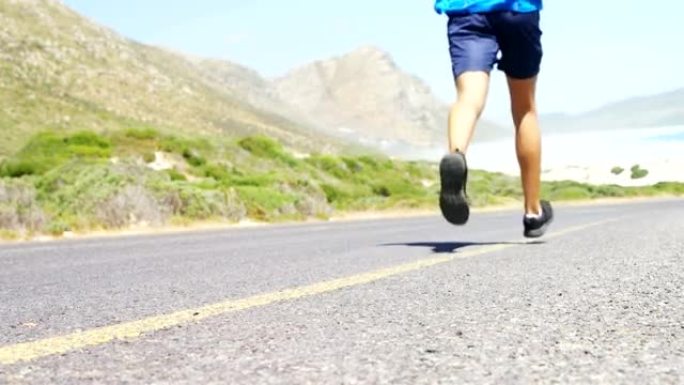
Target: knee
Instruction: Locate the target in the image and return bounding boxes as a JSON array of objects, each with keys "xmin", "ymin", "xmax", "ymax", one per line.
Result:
[
  {"xmin": 511, "ymin": 105, "xmax": 538, "ymax": 128},
  {"xmin": 453, "ymin": 93, "xmax": 486, "ymax": 116},
  {"xmin": 511, "ymin": 100, "xmax": 537, "ymax": 119}
]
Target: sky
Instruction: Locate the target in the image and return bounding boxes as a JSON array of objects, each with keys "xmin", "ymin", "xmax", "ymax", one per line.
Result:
[{"xmin": 63, "ymin": 0, "xmax": 684, "ymax": 124}]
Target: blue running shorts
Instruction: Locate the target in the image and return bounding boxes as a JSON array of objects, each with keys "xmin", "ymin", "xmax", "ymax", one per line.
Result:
[{"xmin": 447, "ymin": 11, "xmax": 542, "ymax": 79}]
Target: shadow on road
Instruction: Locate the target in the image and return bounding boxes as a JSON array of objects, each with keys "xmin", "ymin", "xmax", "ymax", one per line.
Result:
[{"xmin": 381, "ymin": 241, "xmax": 544, "ymax": 254}]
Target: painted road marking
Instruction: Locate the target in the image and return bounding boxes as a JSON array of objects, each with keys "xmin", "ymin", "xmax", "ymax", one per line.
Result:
[{"xmin": 0, "ymin": 219, "xmax": 612, "ymax": 365}]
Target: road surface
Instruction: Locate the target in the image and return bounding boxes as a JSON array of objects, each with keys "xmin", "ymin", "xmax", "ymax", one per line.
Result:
[{"xmin": 0, "ymin": 199, "xmax": 683, "ymax": 384}]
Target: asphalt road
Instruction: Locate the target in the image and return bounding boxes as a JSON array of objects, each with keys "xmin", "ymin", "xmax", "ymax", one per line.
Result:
[{"xmin": 0, "ymin": 199, "xmax": 682, "ymax": 384}]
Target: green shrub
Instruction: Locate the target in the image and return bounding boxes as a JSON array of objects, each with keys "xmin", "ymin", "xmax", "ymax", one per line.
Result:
[
  {"xmin": 405, "ymin": 161, "xmax": 434, "ymax": 179},
  {"xmin": 229, "ymin": 174, "xmax": 276, "ymax": 187},
  {"xmin": 630, "ymin": 165, "xmax": 649, "ymax": 179},
  {"xmin": 66, "ymin": 131, "xmax": 111, "ymax": 149},
  {"xmin": 469, "ymin": 171, "xmax": 521, "ymax": 199},
  {"xmin": 0, "ymin": 131, "xmax": 112, "ymax": 176},
  {"xmin": 653, "ymin": 182, "xmax": 684, "ymax": 194},
  {"xmin": 160, "ymin": 136, "xmax": 212, "ymax": 157},
  {"xmin": 549, "ymin": 186, "xmax": 593, "ymax": 200},
  {"xmin": 0, "ymin": 160, "xmax": 41, "ymax": 177},
  {"xmin": 372, "ymin": 184, "xmax": 391, "ymax": 197},
  {"xmin": 182, "ymin": 148, "xmax": 206, "ymax": 167},
  {"xmin": 308, "ymin": 155, "xmax": 350, "ymax": 179},
  {"xmin": 0, "ymin": 178, "xmax": 46, "ymax": 232},
  {"xmin": 358, "ymin": 155, "xmax": 381, "ymax": 170},
  {"xmin": 589, "ymin": 184, "xmax": 627, "ymax": 198},
  {"xmin": 142, "ymin": 152, "xmax": 156, "ymax": 163},
  {"xmin": 202, "ymin": 163, "xmax": 230, "ymax": 182},
  {"xmin": 160, "ymin": 137, "xmax": 187, "ymax": 153},
  {"xmin": 46, "ymin": 221, "xmax": 70, "ymax": 236},
  {"xmin": 166, "ymin": 168, "xmax": 187, "ymax": 181},
  {"xmin": 170, "ymin": 186, "xmax": 244, "ymax": 221},
  {"xmin": 238, "ymin": 136, "xmax": 298, "ymax": 167},
  {"xmin": 235, "ymin": 185, "xmax": 295, "ymax": 220},
  {"xmin": 611, "ymin": 166, "xmax": 624, "ymax": 175},
  {"xmin": 238, "ymin": 136, "xmax": 280, "ymax": 157},
  {"xmin": 125, "ymin": 128, "xmax": 159, "ymax": 141},
  {"xmin": 341, "ymin": 157, "xmax": 364, "ymax": 173},
  {"xmin": 320, "ymin": 183, "xmax": 348, "ymax": 204}
]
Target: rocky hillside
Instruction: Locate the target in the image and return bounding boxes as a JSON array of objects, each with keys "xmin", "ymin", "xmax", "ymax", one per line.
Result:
[
  {"xmin": 187, "ymin": 57, "xmax": 321, "ymax": 132},
  {"xmin": 275, "ymin": 46, "xmax": 446, "ymax": 149},
  {"xmin": 0, "ymin": 0, "xmax": 333, "ymax": 156}
]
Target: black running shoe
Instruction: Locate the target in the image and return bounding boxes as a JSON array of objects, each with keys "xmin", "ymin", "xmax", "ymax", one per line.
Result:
[
  {"xmin": 439, "ymin": 151, "xmax": 469, "ymax": 225},
  {"xmin": 523, "ymin": 200, "xmax": 554, "ymax": 238}
]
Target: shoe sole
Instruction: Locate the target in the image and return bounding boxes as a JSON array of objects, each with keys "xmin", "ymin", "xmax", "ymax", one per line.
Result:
[
  {"xmin": 524, "ymin": 216, "xmax": 554, "ymax": 238},
  {"xmin": 439, "ymin": 153, "xmax": 469, "ymax": 225}
]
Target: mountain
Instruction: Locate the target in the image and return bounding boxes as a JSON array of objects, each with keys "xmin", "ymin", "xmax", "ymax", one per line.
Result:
[
  {"xmin": 0, "ymin": 0, "xmax": 335, "ymax": 156},
  {"xmin": 185, "ymin": 57, "xmax": 315, "ymax": 126},
  {"xmin": 542, "ymin": 88, "xmax": 684, "ymax": 132},
  {"xmin": 273, "ymin": 46, "xmax": 504, "ymax": 156},
  {"xmin": 274, "ymin": 46, "xmax": 445, "ymax": 148},
  {"xmin": 0, "ymin": 0, "xmax": 504, "ymax": 160}
]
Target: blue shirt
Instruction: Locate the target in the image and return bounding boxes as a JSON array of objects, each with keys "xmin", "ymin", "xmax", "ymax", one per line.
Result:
[{"xmin": 435, "ymin": 0, "xmax": 542, "ymax": 14}]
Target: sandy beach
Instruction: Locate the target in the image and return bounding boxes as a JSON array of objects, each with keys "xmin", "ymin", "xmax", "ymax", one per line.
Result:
[{"xmin": 466, "ymin": 125, "xmax": 684, "ymax": 186}]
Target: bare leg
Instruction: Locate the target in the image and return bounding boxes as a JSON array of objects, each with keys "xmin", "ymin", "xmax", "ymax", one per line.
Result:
[
  {"xmin": 448, "ymin": 71, "xmax": 490, "ymax": 153},
  {"xmin": 507, "ymin": 76, "xmax": 542, "ymax": 215}
]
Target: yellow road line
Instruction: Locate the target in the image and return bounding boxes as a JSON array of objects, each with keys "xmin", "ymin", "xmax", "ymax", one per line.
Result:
[{"xmin": 0, "ymin": 219, "xmax": 612, "ymax": 365}]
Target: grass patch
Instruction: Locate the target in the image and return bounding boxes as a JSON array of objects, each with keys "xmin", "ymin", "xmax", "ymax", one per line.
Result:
[{"xmin": 0, "ymin": 131, "xmax": 111, "ymax": 177}]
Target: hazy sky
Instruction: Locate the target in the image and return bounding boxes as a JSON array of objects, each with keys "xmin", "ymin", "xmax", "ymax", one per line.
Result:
[{"xmin": 64, "ymin": 0, "xmax": 684, "ymax": 124}]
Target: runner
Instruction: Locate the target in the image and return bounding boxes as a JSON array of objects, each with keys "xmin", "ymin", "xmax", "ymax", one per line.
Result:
[{"xmin": 435, "ymin": 0, "xmax": 554, "ymax": 238}]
